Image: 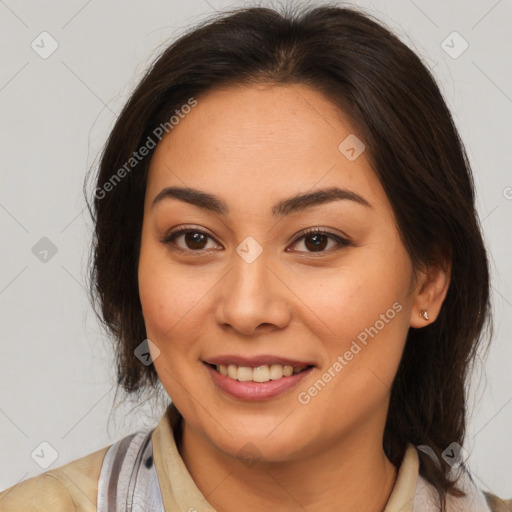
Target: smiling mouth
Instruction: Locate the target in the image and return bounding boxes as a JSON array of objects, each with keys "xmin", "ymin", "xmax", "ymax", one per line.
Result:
[{"xmin": 204, "ymin": 363, "xmax": 313, "ymax": 383}]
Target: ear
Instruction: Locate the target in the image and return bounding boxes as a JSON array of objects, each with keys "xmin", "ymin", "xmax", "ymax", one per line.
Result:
[{"xmin": 409, "ymin": 258, "xmax": 451, "ymax": 328}]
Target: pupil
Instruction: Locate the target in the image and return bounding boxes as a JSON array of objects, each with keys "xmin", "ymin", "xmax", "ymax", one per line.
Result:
[
  {"xmin": 305, "ymin": 234, "xmax": 327, "ymax": 252},
  {"xmin": 186, "ymin": 232, "xmax": 206, "ymax": 249}
]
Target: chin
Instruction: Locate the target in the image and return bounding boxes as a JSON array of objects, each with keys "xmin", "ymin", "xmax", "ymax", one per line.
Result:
[{"xmin": 198, "ymin": 410, "xmax": 320, "ymax": 463}]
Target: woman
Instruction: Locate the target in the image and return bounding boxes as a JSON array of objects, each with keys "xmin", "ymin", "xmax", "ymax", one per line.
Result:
[{"xmin": 1, "ymin": 4, "xmax": 509, "ymax": 511}]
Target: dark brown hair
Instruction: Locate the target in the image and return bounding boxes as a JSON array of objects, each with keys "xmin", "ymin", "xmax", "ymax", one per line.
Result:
[{"xmin": 85, "ymin": 4, "xmax": 492, "ymax": 508}]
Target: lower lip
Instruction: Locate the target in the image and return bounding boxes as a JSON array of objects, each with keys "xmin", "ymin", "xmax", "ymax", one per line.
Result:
[{"xmin": 204, "ymin": 363, "xmax": 314, "ymax": 401}]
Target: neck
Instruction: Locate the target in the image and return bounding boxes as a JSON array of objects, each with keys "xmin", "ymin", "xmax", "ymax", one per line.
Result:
[{"xmin": 177, "ymin": 420, "xmax": 398, "ymax": 512}]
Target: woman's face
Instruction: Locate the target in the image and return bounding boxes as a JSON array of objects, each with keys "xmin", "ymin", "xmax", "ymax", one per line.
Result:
[{"xmin": 138, "ymin": 83, "xmax": 422, "ymax": 462}]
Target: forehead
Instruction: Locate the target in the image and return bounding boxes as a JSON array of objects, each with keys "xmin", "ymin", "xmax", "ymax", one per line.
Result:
[{"xmin": 146, "ymin": 84, "xmax": 386, "ymax": 213}]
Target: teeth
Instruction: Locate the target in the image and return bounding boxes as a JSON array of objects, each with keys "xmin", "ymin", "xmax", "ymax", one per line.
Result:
[
  {"xmin": 227, "ymin": 364, "xmax": 238, "ymax": 379},
  {"xmin": 215, "ymin": 363, "xmax": 308, "ymax": 383},
  {"xmin": 252, "ymin": 365, "xmax": 270, "ymax": 383},
  {"xmin": 269, "ymin": 364, "xmax": 283, "ymax": 380},
  {"xmin": 237, "ymin": 366, "xmax": 253, "ymax": 382}
]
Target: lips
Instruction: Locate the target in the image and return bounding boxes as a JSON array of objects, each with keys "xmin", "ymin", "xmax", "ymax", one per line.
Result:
[{"xmin": 202, "ymin": 354, "xmax": 315, "ymax": 400}]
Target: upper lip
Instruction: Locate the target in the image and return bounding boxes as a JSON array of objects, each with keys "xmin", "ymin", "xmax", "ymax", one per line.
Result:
[{"xmin": 203, "ymin": 355, "xmax": 315, "ymax": 367}]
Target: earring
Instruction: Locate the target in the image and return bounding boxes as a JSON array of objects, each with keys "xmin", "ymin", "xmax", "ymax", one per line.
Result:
[{"xmin": 420, "ymin": 310, "xmax": 429, "ymax": 321}]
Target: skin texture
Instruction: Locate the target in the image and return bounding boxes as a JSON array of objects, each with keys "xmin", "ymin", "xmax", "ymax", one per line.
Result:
[{"xmin": 138, "ymin": 83, "xmax": 451, "ymax": 512}]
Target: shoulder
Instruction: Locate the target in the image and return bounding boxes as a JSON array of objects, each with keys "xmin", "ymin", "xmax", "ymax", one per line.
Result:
[
  {"xmin": 482, "ymin": 492, "xmax": 512, "ymax": 512},
  {"xmin": 414, "ymin": 469, "xmax": 512, "ymax": 512},
  {"xmin": 0, "ymin": 444, "xmax": 110, "ymax": 512}
]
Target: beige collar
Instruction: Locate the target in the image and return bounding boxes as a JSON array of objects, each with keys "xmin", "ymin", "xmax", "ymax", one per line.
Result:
[{"xmin": 152, "ymin": 404, "xmax": 419, "ymax": 512}]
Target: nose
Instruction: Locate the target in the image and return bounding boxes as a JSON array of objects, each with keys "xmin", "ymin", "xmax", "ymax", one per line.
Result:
[{"xmin": 214, "ymin": 250, "xmax": 291, "ymax": 336}]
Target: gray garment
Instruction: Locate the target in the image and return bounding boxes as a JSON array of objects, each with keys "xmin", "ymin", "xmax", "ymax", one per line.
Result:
[{"xmin": 97, "ymin": 429, "xmax": 165, "ymax": 512}]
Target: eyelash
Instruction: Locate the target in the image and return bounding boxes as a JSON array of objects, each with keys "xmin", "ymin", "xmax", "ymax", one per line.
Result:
[{"xmin": 161, "ymin": 225, "xmax": 351, "ymax": 255}]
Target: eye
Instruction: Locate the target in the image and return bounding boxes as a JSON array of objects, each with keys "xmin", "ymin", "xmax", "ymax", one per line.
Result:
[
  {"xmin": 161, "ymin": 226, "xmax": 221, "ymax": 252},
  {"xmin": 288, "ymin": 228, "xmax": 351, "ymax": 254},
  {"xmin": 161, "ymin": 226, "xmax": 351, "ymax": 255}
]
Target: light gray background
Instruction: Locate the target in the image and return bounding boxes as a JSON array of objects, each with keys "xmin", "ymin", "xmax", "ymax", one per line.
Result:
[{"xmin": 1, "ymin": 0, "xmax": 511, "ymax": 498}]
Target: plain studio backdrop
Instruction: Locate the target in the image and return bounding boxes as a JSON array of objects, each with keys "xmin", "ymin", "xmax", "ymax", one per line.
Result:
[{"xmin": 1, "ymin": 0, "xmax": 511, "ymax": 497}]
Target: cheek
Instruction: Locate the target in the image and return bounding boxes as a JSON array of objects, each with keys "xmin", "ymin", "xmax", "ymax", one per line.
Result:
[
  {"xmin": 295, "ymin": 259, "xmax": 408, "ymax": 339},
  {"xmin": 138, "ymin": 239, "xmax": 209, "ymax": 352},
  {"xmin": 290, "ymin": 242, "xmax": 412, "ymax": 379},
  {"xmin": 292, "ymin": 262, "xmax": 410, "ymax": 430}
]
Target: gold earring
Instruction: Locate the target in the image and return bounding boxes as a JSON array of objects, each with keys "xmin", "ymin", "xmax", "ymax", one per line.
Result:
[{"xmin": 420, "ymin": 310, "xmax": 429, "ymax": 321}]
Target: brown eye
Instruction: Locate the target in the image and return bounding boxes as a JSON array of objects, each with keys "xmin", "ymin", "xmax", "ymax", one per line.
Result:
[
  {"xmin": 289, "ymin": 229, "xmax": 351, "ymax": 254},
  {"xmin": 183, "ymin": 232, "xmax": 208, "ymax": 250},
  {"xmin": 304, "ymin": 233, "xmax": 329, "ymax": 252},
  {"xmin": 162, "ymin": 227, "xmax": 220, "ymax": 252}
]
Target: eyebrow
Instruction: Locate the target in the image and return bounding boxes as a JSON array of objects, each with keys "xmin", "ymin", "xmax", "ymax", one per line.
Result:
[{"xmin": 151, "ymin": 185, "xmax": 372, "ymax": 217}]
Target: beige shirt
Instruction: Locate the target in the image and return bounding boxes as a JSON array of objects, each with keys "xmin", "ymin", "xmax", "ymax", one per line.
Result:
[{"xmin": 0, "ymin": 404, "xmax": 507, "ymax": 511}]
